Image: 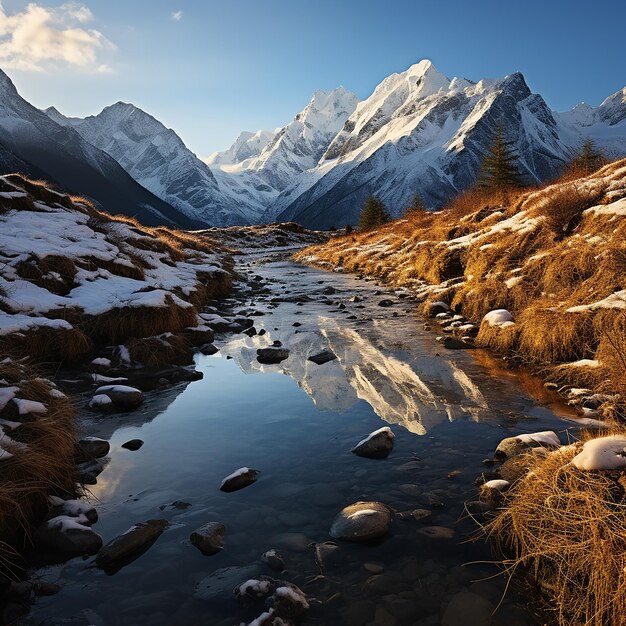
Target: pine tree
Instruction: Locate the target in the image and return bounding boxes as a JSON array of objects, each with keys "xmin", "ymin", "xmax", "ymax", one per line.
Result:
[
  {"xmin": 358, "ymin": 196, "xmax": 391, "ymax": 230},
  {"xmin": 404, "ymin": 192, "xmax": 427, "ymax": 216},
  {"xmin": 569, "ymin": 140, "xmax": 606, "ymax": 176},
  {"xmin": 478, "ymin": 125, "xmax": 523, "ymax": 199}
]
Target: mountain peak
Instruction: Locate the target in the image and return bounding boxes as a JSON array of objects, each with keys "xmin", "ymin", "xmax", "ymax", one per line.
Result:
[{"xmin": 0, "ymin": 69, "xmax": 18, "ymax": 95}]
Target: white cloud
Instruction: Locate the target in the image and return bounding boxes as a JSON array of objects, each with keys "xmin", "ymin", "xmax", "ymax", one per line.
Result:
[
  {"xmin": 0, "ymin": 2, "xmax": 115, "ymax": 72},
  {"xmin": 171, "ymin": 10, "xmax": 183, "ymax": 21}
]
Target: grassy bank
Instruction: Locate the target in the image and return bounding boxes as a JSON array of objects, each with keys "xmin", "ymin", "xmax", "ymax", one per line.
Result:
[
  {"xmin": 0, "ymin": 175, "xmax": 236, "ymax": 570},
  {"xmin": 296, "ymin": 159, "xmax": 626, "ymax": 407}
]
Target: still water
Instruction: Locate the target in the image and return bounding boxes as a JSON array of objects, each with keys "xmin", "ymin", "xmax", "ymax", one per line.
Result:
[{"xmin": 28, "ymin": 258, "xmax": 582, "ymax": 626}]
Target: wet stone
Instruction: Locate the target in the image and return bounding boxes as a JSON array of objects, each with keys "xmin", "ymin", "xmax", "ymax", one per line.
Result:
[
  {"xmin": 220, "ymin": 467, "xmax": 259, "ymax": 492},
  {"xmin": 77, "ymin": 437, "xmax": 109, "ymax": 459},
  {"xmin": 308, "ymin": 350, "xmax": 337, "ymax": 365},
  {"xmin": 256, "ymin": 348, "xmax": 289, "ymax": 364},
  {"xmin": 352, "ymin": 427, "xmax": 394, "ymax": 459},
  {"xmin": 121, "ymin": 439, "xmax": 144, "ymax": 451},
  {"xmin": 95, "ymin": 519, "xmax": 168, "ymax": 572},
  {"xmin": 189, "ymin": 522, "xmax": 225, "ymax": 556},
  {"xmin": 261, "ymin": 549, "xmax": 285, "ymax": 571},
  {"xmin": 330, "ymin": 501, "xmax": 392, "ymax": 542}
]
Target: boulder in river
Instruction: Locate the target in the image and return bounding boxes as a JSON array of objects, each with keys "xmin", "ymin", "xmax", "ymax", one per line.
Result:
[
  {"xmin": 34, "ymin": 515, "xmax": 102, "ymax": 557},
  {"xmin": 256, "ymin": 348, "xmax": 289, "ymax": 364},
  {"xmin": 95, "ymin": 519, "xmax": 168, "ymax": 573},
  {"xmin": 330, "ymin": 501, "xmax": 392, "ymax": 542},
  {"xmin": 77, "ymin": 437, "xmax": 110, "ymax": 459},
  {"xmin": 49, "ymin": 496, "xmax": 98, "ymax": 524},
  {"xmin": 93, "ymin": 385, "xmax": 144, "ymax": 410},
  {"xmin": 351, "ymin": 427, "xmax": 394, "ymax": 459},
  {"xmin": 190, "ymin": 522, "xmax": 225, "ymax": 556},
  {"xmin": 233, "ymin": 577, "xmax": 277, "ymax": 605},
  {"xmin": 425, "ymin": 301, "xmax": 450, "ymax": 318},
  {"xmin": 220, "ymin": 467, "xmax": 259, "ymax": 492},
  {"xmin": 266, "ymin": 582, "xmax": 310, "ymax": 618},
  {"xmin": 437, "ymin": 336, "xmax": 474, "ymax": 350},
  {"xmin": 121, "ymin": 439, "xmax": 144, "ymax": 451},
  {"xmin": 308, "ymin": 350, "xmax": 337, "ymax": 365},
  {"xmin": 378, "ymin": 299, "xmax": 394, "ymax": 307},
  {"xmin": 494, "ymin": 431, "xmax": 560, "ymax": 460}
]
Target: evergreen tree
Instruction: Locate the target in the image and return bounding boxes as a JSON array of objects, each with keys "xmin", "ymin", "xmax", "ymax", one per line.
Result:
[
  {"xmin": 569, "ymin": 140, "xmax": 606, "ymax": 176},
  {"xmin": 478, "ymin": 125, "xmax": 523, "ymax": 198},
  {"xmin": 358, "ymin": 196, "xmax": 391, "ymax": 230},
  {"xmin": 404, "ymin": 192, "xmax": 427, "ymax": 216}
]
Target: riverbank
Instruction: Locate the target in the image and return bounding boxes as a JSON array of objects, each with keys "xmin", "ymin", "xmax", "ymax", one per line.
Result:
[
  {"xmin": 295, "ymin": 159, "xmax": 626, "ymax": 417},
  {"xmin": 295, "ymin": 160, "xmax": 626, "ymax": 624}
]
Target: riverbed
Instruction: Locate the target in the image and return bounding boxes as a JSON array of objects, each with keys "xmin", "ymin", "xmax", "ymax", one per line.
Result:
[{"xmin": 26, "ymin": 254, "xmax": 584, "ymax": 626}]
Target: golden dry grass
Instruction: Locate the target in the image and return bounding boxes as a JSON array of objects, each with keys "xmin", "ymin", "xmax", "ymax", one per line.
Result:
[
  {"xmin": 487, "ymin": 432, "xmax": 626, "ymax": 626},
  {"xmin": 296, "ymin": 158, "xmax": 626, "ymax": 393},
  {"xmin": 0, "ymin": 362, "xmax": 78, "ymax": 572}
]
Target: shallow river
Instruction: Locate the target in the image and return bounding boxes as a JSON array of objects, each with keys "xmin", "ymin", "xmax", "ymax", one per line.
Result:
[{"xmin": 27, "ymin": 255, "xmax": 584, "ymax": 626}]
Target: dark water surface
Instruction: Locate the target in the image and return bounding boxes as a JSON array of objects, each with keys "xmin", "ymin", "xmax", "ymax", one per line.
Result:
[{"xmin": 27, "ymin": 257, "xmax": 584, "ymax": 626}]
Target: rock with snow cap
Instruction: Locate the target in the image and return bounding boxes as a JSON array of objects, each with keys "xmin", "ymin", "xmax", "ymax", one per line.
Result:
[
  {"xmin": 330, "ymin": 501, "xmax": 392, "ymax": 542},
  {"xmin": 220, "ymin": 467, "xmax": 259, "ymax": 492},
  {"xmin": 234, "ymin": 577, "xmax": 277, "ymax": 605},
  {"xmin": 494, "ymin": 431, "xmax": 561, "ymax": 460},
  {"xmin": 77, "ymin": 437, "xmax": 110, "ymax": 459},
  {"xmin": 93, "ymin": 385, "xmax": 144, "ymax": 410},
  {"xmin": 351, "ymin": 427, "xmax": 395, "ymax": 459},
  {"xmin": 262, "ymin": 549, "xmax": 285, "ymax": 572},
  {"xmin": 33, "ymin": 515, "xmax": 103, "ymax": 557}
]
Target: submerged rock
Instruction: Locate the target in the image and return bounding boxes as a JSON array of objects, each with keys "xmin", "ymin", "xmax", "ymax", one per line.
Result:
[
  {"xmin": 198, "ymin": 343, "xmax": 219, "ymax": 356},
  {"xmin": 313, "ymin": 541, "xmax": 344, "ymax": 571},
  {"xmin": 351, "ymin": 427, "xmax": 395, "ymax": 459},
  {"xmin": 256, "ymin": 348, "xmax": 290, "ymax": 364},
  {"xmin": 437, "ymin": 336, "xmax": 474, "ymax": 350},
  {"xmin": 95, "ymin": 519, "xmax": 168, "ymax": 572},
  {"xmin": 194, "ymin": 564, "xmax": 262, "ymax": 601},
  {"xmin": 190, "ymin": 522, "xmax": 225, "ymax": 556},
  {"xmin": 262, "ymin": 549, "xmax": 285, "ymax": 572},
  {"xmin": 220, "ymin": 467, "xmax": 259, "ymax": 492},
  {"xmin": 308, "ymin": 350, "xmax": 337, "ymax": 365},
  {"xmin": 330, "ymin": 501, "xmax": 392, "ymax": 542}
]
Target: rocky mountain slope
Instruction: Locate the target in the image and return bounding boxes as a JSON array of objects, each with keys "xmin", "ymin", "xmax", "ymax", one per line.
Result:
[
  {"xmin": 0, "ymin": 71, "xmax": 195, "ymax": 228},
  {"xmin": 10, "ymin": 60, "xmax": 626, "ymax": 229},
  {"xmin": 46, "ymin": 103, "xmax": 258, "ymax": 227},
  {"xmin": 275, "ymin": 61, "xmax": 626, "ymax": 227}
]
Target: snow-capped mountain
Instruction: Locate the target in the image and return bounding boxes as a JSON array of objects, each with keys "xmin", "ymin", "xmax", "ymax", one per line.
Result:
[
  {"xmin": 46, "ymin": 102, "xmax": 258, "ymax": 226},
  {"xmin": 0, "ymin": 70, "xmax": 197, "ymax": 227},
  {"xmin": 206, "ymin": 129, "xmax": 277, "ymax": 165},
  {"xmin": 20, "ymin": 59, "xmax": 626, "ymax": 229},
  {"xmin": 275, "ymin": 61, "xmax": 626, "ymax": 227}
]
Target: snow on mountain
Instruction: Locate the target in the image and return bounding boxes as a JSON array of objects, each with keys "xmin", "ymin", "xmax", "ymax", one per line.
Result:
[
  {"xmin": 46, "ymin": 102, "xmax": 258, "ymax": 227},
  {"xmin": 0, "ymin": 70, "xmax": 194, "ymax": 227},
  {"xmin": 29, "ymin": 60, "xmax": 626, "ymax": 230},
  {"xmin": 275, "ymin": 62, "xmax": 626, "ymax": 228},
  {"xmin": 206, "ymin": 129, "xmax": 277, "ymax": 165},
  {"xmin": 555, "ymin": 86, "xmax": 626, "ymax": 159}
]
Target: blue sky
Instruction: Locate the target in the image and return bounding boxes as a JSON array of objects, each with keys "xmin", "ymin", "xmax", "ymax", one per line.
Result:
[{"xmin": 1, "ymin": 0, "xmax": 624, "ymax": 157}]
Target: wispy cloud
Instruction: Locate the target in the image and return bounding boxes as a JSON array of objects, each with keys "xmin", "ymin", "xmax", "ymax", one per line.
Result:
[
  {"xmin": 171, "ymin": 10, "xmax": 183, "ymax": 22},
  {"xmin": 0, "ymin": 1, "xmax": 115, "ymax": 72}
]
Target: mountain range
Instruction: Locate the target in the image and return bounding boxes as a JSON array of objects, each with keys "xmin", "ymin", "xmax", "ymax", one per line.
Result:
[{"xmin": 0, "ymin": 60, "xmax": 624, "ymax": 228}]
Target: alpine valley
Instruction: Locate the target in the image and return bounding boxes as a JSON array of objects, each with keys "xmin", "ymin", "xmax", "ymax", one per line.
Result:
[{"xmin": 2, "ymin": 59, "xmax": 625, "ymax": 228}]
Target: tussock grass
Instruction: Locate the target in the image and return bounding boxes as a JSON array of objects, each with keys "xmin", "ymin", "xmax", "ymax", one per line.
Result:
[
  {"xmin": 296, "ymin": 159, "xmax": 626, "ymax": 395},
  {"xmin": 0, "ymin": 362, "xmax": 78, "ymax": 568},
  {"xmin": 127, "ymin": 333, "xmax": 192, "ymax": 368},
  {"xmin": 487, "ymin": 432, "xmax": 626, "ymax": 626},
  {"xmin": 0, "ymin": 327, "xmax": 91, "ymax": 365}
]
